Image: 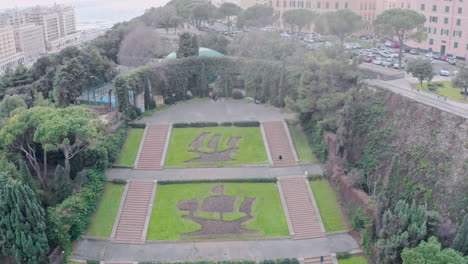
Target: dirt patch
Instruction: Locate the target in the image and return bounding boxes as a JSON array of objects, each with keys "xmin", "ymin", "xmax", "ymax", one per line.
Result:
[
  {"xmin": 177, "ymin": 185, "xmax": 259, "ymax": 237},
  {"xmin": 185, "ymin": 132, "xmax": 243, "ymax": 163}
]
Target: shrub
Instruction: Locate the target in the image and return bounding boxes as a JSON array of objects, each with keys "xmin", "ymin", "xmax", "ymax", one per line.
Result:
[
  {"xmin": 233, "ymin": 121, "xmax": 260, "ymax": 127},
  {"xmin": 129, "ymin": 123, "xmax": 146, "ymax": 128},
  {"xmin": 189, "ymin": 122, "xmax": 218, "ymax": 127},
  {"xmin": 173, "ymin": 123, "xmax": 189, "ymax": 128},
  {"xmin": 158, "ymin": 178, "xmax": 277, "ymax": 185},
  {"xmin": 86, "ymin": 260, "xmax": 100, "ymax": 264},
  {"xmin": 232, "ymin": 91, "xmax": 244, "ymax": 99},
  {"xmin": 110, "ymin": 179, "xmax": 127, "ymax": 185},
  {"xmin": 336, "ymin": 252, "xmax": 351, "ymax": 259},
  {"xmin": 221, "ymin": 121, "xmax": 233, "ymax": 126}
]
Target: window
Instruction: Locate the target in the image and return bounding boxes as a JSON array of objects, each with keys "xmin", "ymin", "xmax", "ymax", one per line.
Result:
[
  {"xmin": 466, "ymin": 44, "xmax": 468, "ymax": 50},
  {"xmin": 345, "ymin": 2, "xmax": 348, "ymax": 8},
  {"xmin": 445, "ymin": 6, "xmax": 450, "ymax": 12},
  {"xmin": 421, "ymin": 4, "xmax": 425, "ymax": 10},
  {"xmin": 284, "ymin": 1, "xmax": 286, "ymax": 7},
  {"xmin": 458, "ymin": 7, "xmax": 463, "ymax": 14},
  {"xmin": 453, "ymin": 31, "xmax": 462, "ymax": 37},
  {"xmin": 317, "ymin": 1, "xmax": 321, "ymax": 8},
  {"xmin": 335, "ymin": 2, "xmax": 339, "ymax": 9},
  {"xmin": 429, "ymin": 39, "xmax": 434, "ymax": 45},
  {"xmin": 454, "ymin": 42, "xmax": 458, "ymax": 48},
  {"xmin": 326, "ymin": 2, "xmax": 329, "ymax": 8},
  {"xmin": 277, "ymin": 0, "xmax": 279, "ymax": 7},
  {"xmin": 433, "ymin": 5, "xmax": 437, "ymax": 11},
  {"xmin": 457, "ymin": 19, "xmax": 461, "ymax": 25},
  {"xmin": 430, "ymin": 16, "xmax": 438, "ymax": 22},
  {"xmin": 428, "ymin": 27, "xmax": 432, "ymax": 34},
  {"xmin": 444, "ymin": 18, "xmax": 449, "ymax": 24},
  {"xmin": 433, "ymin": 28, "xmax": 437, "ymax": 34}
]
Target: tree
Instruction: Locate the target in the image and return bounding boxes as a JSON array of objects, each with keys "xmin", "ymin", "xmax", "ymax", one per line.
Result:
[
  {"xmin": 0, "ymin": 94, "xmax": 27, "ymax": 117},
  {"xmin": 453, "ymin": 64, "xmax": 468, "ymax": 100},
  {"xmin": 237, "ymin": 5, "xmax": 276, "ymax": 29},
  {"xmin": 219, "ymin": 2, "xmax": 242, "ymax": 35},
  {"xmin": 19, "ymin": 161, "xmax": 36, "ymax": 192},
  {"xmin": 53, "ymin": 58, "xmax": 86, "ymax": 107},
  {"xmin": 374, "ymin": 9, "xmax": 427, "ymax": 74},
  {"xmin": 0, "ymin": 173, "xmax": 49, "ymax": 264},
  {"xmin": 177, "ymin": 32, "xmax": 199, "ymax": 58},
  {"xmin": 452, "ymin": 213, "xmax": 468, "ymax": 255},
  {"xmin": 402, "ymin": 236, "xmax": 467, "ymax": 264},
  {"xmin": 199, "ymin": 33, "xmax": 230, "ymax": 54},
  {"xmin": 282, "ymin": 9, "xmax": 316, "ymax": 38},
  {"xmin": 117, "ymin": 25, "xmax": 171, "ymax": 66},
  {"xmin": 314, "ymin": 9, "xmax": 363, "ymax": 44},
  {"xmin": 377, "ymin": 200, "xmax": 430, "ymax": 264},
  {"xmin": 147, "ymin": 6, "xmax": 181, "ymax": 33},
  {"xmin": 53, "ymin": 165, "xmax": 71, "ymax": 203},
  {"xmin": 406, "ymin": 58, "xmax": 434, "ymax": 87},
  {"xmin": 191, "ymin": 3, "xmax": 217, "ymax": 28}
]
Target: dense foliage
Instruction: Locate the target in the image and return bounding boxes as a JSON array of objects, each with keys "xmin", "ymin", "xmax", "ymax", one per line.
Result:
[{"xmin": 401, "ymin": 236, "xmax": 467, "ymax": 264}]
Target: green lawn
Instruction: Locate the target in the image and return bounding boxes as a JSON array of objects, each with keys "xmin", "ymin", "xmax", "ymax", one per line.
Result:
[
  {"xmin": 310, "ymin": 180, "xmax": 347, "ymax": 232},
  {"xmin": 339, "ymin": 256, "xmax": 369, "ymax": 264},
  {"xmin": 288, "ymin": 124, "xmax": 318, "ymax": 163},
  {"xmin": 147, "ymin": 183, "xmax": 289, "ymax": 240},
  {"xmin": 114, "ymin": 128, "xmax": 144, "ymax": 167},
  {"xmin": 165, "ymin": 127, "xmax": 268, "ymax": 167},
  {"xmin": 87, "ymin": 183, "xmax": 125, "ymax": 237},
  {"xmin": 412, "ymin": 81, "xmax": 468, "ymax": 103}
]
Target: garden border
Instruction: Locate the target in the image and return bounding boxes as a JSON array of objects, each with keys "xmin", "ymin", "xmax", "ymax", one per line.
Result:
[
  {"xmin": 304, "ymin": 176, "xmax": 326, "ymax": 233},
  {"xmin": 110, "ymin": 180, "xmax": 130, "ymax": 240},
  {"xmin": 134, "ymin": 124, "xmax": 149, "ymax": 168},
  {"xmin": 160, "ymin": 124, "xmax": 172, "ymax": 168},
  {"xmin": 260, "ymin": 122, "xmax": 273, "ymax": 165},
  {"xmin": 276, "ymin": 178, "xmax": 295, "ymax": 237},
  {"xmin": 282, "ymin": 120, "xmax": 299, "ymax": 163}
]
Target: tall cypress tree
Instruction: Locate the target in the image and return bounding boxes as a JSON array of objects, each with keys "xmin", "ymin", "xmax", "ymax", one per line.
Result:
[
  {"xmin": 0, "ymin": 173, "xmax": 49, "ymax": 264},
  {"xmin": 54, "ymin": 165, "xmax": 72, "ymax": 203},
  {"xmin": 452, "ymin": 213, "xmax": 468, "ymax": 255},
  {"xmin": 19, "ymin": 161, "xmax": 35, "ymax": 192}
]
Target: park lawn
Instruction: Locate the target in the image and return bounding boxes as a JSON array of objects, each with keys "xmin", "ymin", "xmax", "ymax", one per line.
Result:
[
  {"xmin": 147, "ymin": 183, "xmax": 289, "ymax": 240},
  {"xmin": 114, "ymin": 128, "xmax": 144, "ymax": 167},
  {"xmin": 310, "ymin": 180, "xmax": 347, "ymax": 232},
  {"xmin": 288, "ymin": 124, "xmax": 318, "ymax": 163},
  {"xmin": 87, "ymin": 183, "xmax": 125, "ymax": 237},
  {"xmin": 412, "ymin": 81, "xmax": 468, "ymax": 103},
  {"xmin": 165, "ymin": 127, "xmax": 268, "ymax": 167},
  {"xmin": 339, "ymin": 256, "xmax": 369, "ymax": 264}
]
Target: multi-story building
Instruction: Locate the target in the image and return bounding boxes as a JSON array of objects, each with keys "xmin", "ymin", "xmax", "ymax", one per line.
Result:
[
  {"xmin": 395, "ymin": 0, "xmax": 468, "ymax": 59},
  {"xmin": 0, "ymin": 27, "xmax": 25, "ymax": 73},
  {"xmin": 13, "ymin": 24, "xmax": 46, "ymax": 62},
  {"xmin": 212, "ymin": 0, "xmax": 267, "ymax": 9}
]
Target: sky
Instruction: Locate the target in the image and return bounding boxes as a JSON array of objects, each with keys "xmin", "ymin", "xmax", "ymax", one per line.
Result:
[{"xmin": 0, "ymin": 0, "xmax": 169, "ymax": 10}]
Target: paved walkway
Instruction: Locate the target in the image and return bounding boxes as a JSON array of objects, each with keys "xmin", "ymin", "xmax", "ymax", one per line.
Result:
[
  {"xmin": 136, "ymin": 100, "xmax": 295, "ymax": 124},
  {"xmin": 71, "ymin": 233, "xmax": 359, "ymax": 262},
  {"xmin": 366, "ymin": 79, "xmax": 468, "ymax": 119},
  {"xmin": 107, "ymin": 164, "xmax": 323, "ymax": 181},
  {"xmin": 263, "ymin": 121, "xmax": 298, "ymax": 167},
  {"xmin": 279, "ymin": 177, "xmax": 325, "ymax": 240},
  {"xmin": 135, "ymin": 124, "xmax": 171, "ymax": 170}
]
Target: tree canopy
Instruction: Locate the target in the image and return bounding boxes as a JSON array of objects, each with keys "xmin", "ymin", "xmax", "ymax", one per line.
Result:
[
  {"xmin": 406, "ymin": 58, "xmax": 434, "ymax": 87},
  {"xmin": 177, "ymin": 32, "xmax": 199, "ymax": 58},
  {"xmin": 402, "ymin": 236, "xmax": 467, "ymax": 264},
  {"xmin": 314, "ymin": 9, "xmax": 363, "ymax": 44},
  {"xmin": 452, "ymin": 64, "xmax": 468, "ymax": 99},
  {"xmin": 219, "ymin": 2, "xmax": 242, "ymax": 34},
  {"xmin": 283, "ymin": 9, "xmax": 316, "ymax": 38},
  {"xmin": 53, "ymin": 58, "xmax": 86, "ymax": 107},
  {"xmin": 237, "ymin": 5, "xmax": 276, "ymax": 29}
]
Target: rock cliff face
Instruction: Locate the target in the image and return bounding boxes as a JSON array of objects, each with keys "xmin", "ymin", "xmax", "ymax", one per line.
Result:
[{"xmin": 335, "ymin": 88, "xmax": 467, "ymax": 231}]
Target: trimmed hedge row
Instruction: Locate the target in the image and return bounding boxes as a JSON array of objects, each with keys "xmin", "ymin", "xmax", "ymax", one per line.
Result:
[
  {"xmin": 173, "ymin": 121, "xmax": 260, "ymax": 128},
  {"xmin": 139, "ymin": 258, "xmax": 299, "ymax": 264},
  {"xmin": 129, "ymin": 123, "xmax": 147, "ymax": 129},
  {"xmin": 158, "ymin": 178, "xmax": 277, "ymax": 185}
]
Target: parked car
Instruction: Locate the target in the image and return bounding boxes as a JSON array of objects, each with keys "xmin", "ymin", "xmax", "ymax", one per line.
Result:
[
  {"xmin": 426, "ymin": 52, "xmax": 433, "ymax": 58},
  {"xmin": 433, "ymin": 53, "xmax": 448, "ymax": 61},
  {"xmin": 447, "ymin": 57, "xmax": 457, "ymax": 65},
  {"xmin": 385, "ymin": 40, "xmax": 393, "ymax": 47},
  {"xmin": 440, "ymin": 69, "xmax": 450, "ymax": 76},
  {"xmin": 409, "ymin": 49, "xmax": 419, "ymax": 55},
  {"xmin": 382, "ymin": 58, "xmax": 394, "ymax": 67},
  {"xmin": 373, "ymin": 58, "xmax": 383, "ymax": 65},
  {"xmin": 393, "ymin": 62, "xmax": 406, "ymax": 69},
  {"xmin": 363, "ymin": 55, "xmax": 376, "ymax": 63},
  {"xmin": 390, "ymin": 43, "xmax": 401, "ymax": 48}
]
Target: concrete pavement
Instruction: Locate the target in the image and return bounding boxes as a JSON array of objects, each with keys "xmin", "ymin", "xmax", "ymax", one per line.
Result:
[
  {"xmin": 366, "ymin": 78, "xmax": 468, "ymax": 119},
  {"xmin": 71, "ymin": 233, "xmax": 359, "ymax": 263},
  {"xmin": 106, "ymin": 164, "xmax": 324, "ymax": 181}
]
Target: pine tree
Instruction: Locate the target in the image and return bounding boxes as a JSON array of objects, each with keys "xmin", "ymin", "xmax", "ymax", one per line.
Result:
[
  {"xmin": 452, "ymin": 213, "xmax": 468, "ymax": 255},
  {"xmin": 19, "ymin": 161, "xmax": 36, "ymax": 192},
  {"xmin": 0, "ymin": 173, "xmax": 49, "ymax": 264},
  {"xmin": 53, "ymin": 58, "xmax": 85, "ymax": 107},
  {"xmin": 177, "ymin": 33, "xmax": 199, "ymax": 58},
  {"xmin": 54, "ymin": 165, "xmax": 72, "ymax": 203}
]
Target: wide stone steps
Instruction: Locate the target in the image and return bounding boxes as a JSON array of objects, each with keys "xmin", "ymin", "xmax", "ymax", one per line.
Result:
[
  {"xmin": 112, "ymin": 181, "xmax": 155, "ymax": 244},
  {"xmin": 263, "ymin": 121, "xmax": 297, "ymax": 167},
  {"xmin": 135, "ymin": 124, "xmax": 171, "ymax": 170},
  {"xmin": 279, "ymin": 177, "xmax": 324, "ymax": 240},
  {"xmin": 303, "ymin": 255, "xmax": 333, "ymax": 264}
]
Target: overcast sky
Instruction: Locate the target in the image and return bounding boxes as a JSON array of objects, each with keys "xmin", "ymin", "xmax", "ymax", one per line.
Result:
[{"xmin": 1, "ymin": 0, "xmax": 170, "ymax": 10}]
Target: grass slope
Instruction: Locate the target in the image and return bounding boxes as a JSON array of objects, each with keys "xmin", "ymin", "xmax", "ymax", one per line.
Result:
[
  {"xmin": 165, "ymin": 127, "xmax": 268, "ymax": 167},
  {"xmin": 412, "ymin": 81, "xmax": 468, "ymax": 102},
  {"xmin": 310, "ymin": 180, "xmax": 347, "ymax": 232},
  {"xmin": 288, "ymin": 124, "xmax": 318, "ymax": 163},
  {"xmin": 147, "ymin": 183, "xmax": 288, "ymax": 240},
  {"xmin": 87, "ymin": 183, "xmax": 125, "ymax": 237},
  {"xmin": 115, "ymin": 128, "xmax": 144, "ymax": 167},
  {"xmin": 339, "ymin": 256, "xmax": 369, "ymax": 264}
]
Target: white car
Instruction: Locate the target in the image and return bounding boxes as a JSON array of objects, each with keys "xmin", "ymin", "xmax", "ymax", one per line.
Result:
[
  {"xmin": 393, "ymin": 62, "xmax": 406, "ymax": 69},
  {"xmin": 440, "ymin": 69, "xmax": 450, "ymax": 76},
  {"xmin": 426, "ymin": 52, "xmax": 433, "ymax": 58},
  {"xmin": 373, "ymin": 58, "xmax": 383, "ymax": 65},
  {"xmin": 385, "ymin": 40, "xmax": 392, "ymax": 47}
]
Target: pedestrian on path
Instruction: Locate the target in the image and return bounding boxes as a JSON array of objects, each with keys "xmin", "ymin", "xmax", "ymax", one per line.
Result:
[
  {"xmin": 320, "ymin": 256, "xmax": 324, "ymax": 264},
  {"xmin": 278, "ymin": 155, "xmax": 283, "ymax": 161}
]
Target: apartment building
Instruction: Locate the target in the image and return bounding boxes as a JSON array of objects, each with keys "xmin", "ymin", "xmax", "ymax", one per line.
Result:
[
  {"xmin": 0, "ymin": 27, "xmax": 25, "ymax": 73},
  {"xmin": 395, "ymin": 0, "xmax": 468, "ymax": 59},
  {"xmin": 212, "ymin": 0, "xmax": 267, "ymax": 9},
  {"xmin": 13, "ymin": 24, "xmax": 46, "ymax": 61}
]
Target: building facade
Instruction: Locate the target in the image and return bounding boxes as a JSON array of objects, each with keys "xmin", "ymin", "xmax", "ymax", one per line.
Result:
[
  {"xmin": 13, "ymin": 24, "xmax": 46, "ymax": 61},
  {"xmin": 0, "ymin": 27, "xmax": 25, "ymax": 73},
  {"xmin": 395, "ymin": 0, "xmax": 468, "ymax": 59}
]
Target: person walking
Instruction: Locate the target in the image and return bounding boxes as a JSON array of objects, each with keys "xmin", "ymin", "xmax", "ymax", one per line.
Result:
[
  {"xmin": 278, "ymin": 155, "xmax": 283, "ymax": 161},
  {"xmin": 320, "ymin": 256, "xmax": 324, "ymax": 264}
]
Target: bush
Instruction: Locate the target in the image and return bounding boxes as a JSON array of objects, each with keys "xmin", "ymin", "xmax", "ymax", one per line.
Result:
[
  {"xmin": 221, "ymin": 121, "xmax": 233, "ymax": 126},
  {"xmin": 336, "ymin": 252, "xmax": 351, "ymax": 259},
  {"xmin": 86, "ymin": 260, "xmax": 100, "ymax": 264},
  {"xmin": 158, "ymin": 178, "xmax": 277, "ymax": 185},
  {"xmin": 233, "ymin": 121, "xmax": 260, "ymax": 127},
  {"xmin": 232, "ymin": 91, "xmax": 244, "ymax": 99},
  {"xmin": 173, "ymin": 123, "xmax": 189, "ymax": 128},
  {"xmin": 110, "ymin": 179, "xmax": 127, "ymax": 185},
  {"xmin": 188, "ymin": 122, "xmax": 218, "ymax": 127},
  {"xmin": 129, "ymin": 123, "xmax": 146, "ymax": 128}
]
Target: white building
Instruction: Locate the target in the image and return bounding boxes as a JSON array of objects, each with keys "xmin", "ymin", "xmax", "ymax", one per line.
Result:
[
  {"xmin": 13, "ymin": 24, "xmax": 46, "ymax": 62},
  {"xmin": 0, "ymin": 27, "xmax": 25, "ymax": 73}
]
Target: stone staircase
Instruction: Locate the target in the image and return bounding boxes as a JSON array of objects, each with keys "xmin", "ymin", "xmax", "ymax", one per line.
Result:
[
  {"xmin": 263, "ymin": 121, "xmax": 298, "ymax": 167},
  {"xmin": 278, "ymin": 177, "xmax": 324, "ymax": 240},
  {"xmin": 303, "ymin": 255, "xmax": 333, "ymax": 264},
  {"xmin": 112, "ymin": 181, "xmax": 155, "ymax": 244},
  {"xmin": 135, "ymin": 124, "xmax": 171, "ymax": 170}
]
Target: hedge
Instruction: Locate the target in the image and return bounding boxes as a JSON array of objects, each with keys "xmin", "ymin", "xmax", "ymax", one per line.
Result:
[
  {"xmin": 173, "ymin": 123, "xmax": 190, "ymax": 128},
  {"xmin": 233, "ymin": 121, "xmax": 260, "ymax": 127},
  {"xmin": 139, "ymin": 258, "xmax": 299, "ymax": 264},
  {"xmin": 189, "ymin": 122, "xmax": 218, "ymax": 127},
  {"xmin": 221, "ymin": 122, "xmax": 233, "ymax": 126},
  {"xmin": 129, "ymin": 123, "xmax": 147, "ymax": 129},
  {"xmin": 158, "ymin": 178, "xmax": 277, "ymax": 185}
]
